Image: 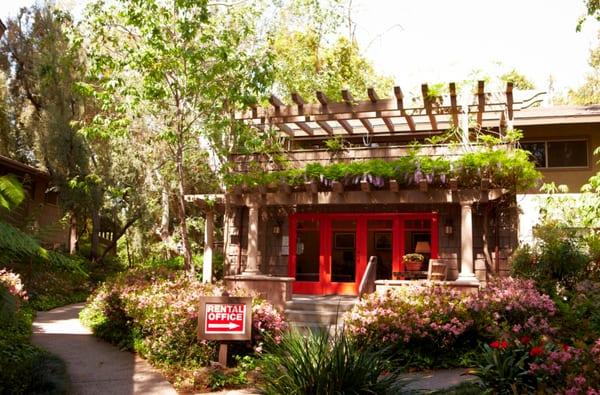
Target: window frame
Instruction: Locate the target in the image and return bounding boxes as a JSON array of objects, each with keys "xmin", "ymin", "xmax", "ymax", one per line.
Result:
[{"xmin": 520, "ymin": 138, "xmax": 589, "ymax": 169}]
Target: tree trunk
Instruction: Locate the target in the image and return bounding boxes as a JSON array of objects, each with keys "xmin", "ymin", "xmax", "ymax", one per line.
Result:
[
  {"xmin": 91, "ymin": 207, "xmax": 100, "ymax": 262},
  {"xmin": 482, "ymin": 204, "xmax": 494, "ymax": 282},
  {"xmin": 69, "ymin": 213, "xmax": 78, "ymax": 255},
  {"xmin": 156, "ymin": 170, "xmax": 173, "ymax": 258},
  {"xmin": 98, "ymin": 214, "xmax": 140, "ymax": 262},
  {"xmin": 176, "ymin": 147, "xmax": 194, "ymax": 275}
]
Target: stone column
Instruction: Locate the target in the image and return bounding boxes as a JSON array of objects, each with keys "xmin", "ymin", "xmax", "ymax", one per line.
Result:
[
  {"xmin": 243, "ymin": 203, "xmax": 261, "ymax": 275},
  {"xmin": 456, "ymin": 202, "xmax": 478, "ymax": 284},
  {"xmin": 202, "ymin": 210, "xmax": 214, "ymax": 283}
]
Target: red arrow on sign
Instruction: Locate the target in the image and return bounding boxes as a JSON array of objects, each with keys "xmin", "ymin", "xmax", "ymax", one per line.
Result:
[{"xmin": 207, "ymin": 322, "xmax": 240, "ymax": 330}]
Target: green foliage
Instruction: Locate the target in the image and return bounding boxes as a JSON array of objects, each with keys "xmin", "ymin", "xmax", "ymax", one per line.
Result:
[
  {"xmin": 0, "ymin": 174, "xmax": 25, "ymax": 211},
  {"xmin": 511, "ymin": 223, "xmax": 591, "ymax": 295},
  {"xmin": 0, "ymin": 221, "xmax": 87, "ymax": 276},
  {"xmin": 473, "ymin": 343, "xmax": 535, "ymax": 394},
  {"xmin": 323, "ymin": 135, "xmax": 348, "ymax": 153},
  {"xmin": 258, "ymin": 329, "xmax": 404, "ymax": 395},
  {"xmin": 0, "ymin": 287, "xmax": 69, "ymax": 394},
  {"xmin": 80, "ymin": 265, "xmax": 287, "ymax": 391},
  {"xmin": 500, "ymin": 69, "xmax": 535, "ymax": 90},
  {"xmin": 577, "ymin": 0, "xmax": 600, "ymax": 31},
  {"xmin": 227, "ymin": 145, "xmax": 540, "ymax": 192}
]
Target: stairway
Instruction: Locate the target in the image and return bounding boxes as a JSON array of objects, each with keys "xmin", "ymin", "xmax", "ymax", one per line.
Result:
[{"xmin": 285, "ymin": 295, "xmax": 358, "ymax": 331}]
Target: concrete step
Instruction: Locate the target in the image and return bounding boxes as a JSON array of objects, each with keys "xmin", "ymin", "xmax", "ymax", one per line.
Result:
[
  {"xmin": 286, "ymin": 309, "xmax": 348, "ymax": 326},
  {"xmin": 285, "ymin": 296, "xmax": 357, "ymax": 313}
]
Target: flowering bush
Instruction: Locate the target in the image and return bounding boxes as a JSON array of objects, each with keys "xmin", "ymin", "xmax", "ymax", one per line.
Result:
[
  {"xmin": 475, "ymin": 335, "xmax": 600, "ymax": 394},
  {"xmin": 344, "ymin": 277, "xmax": 559, "ymax": 368},
  {"xmin": 344, "ymin": 284, "xmax": 475, "ymax": 367},
  {"xmin": 0, "ymin": 268, "xmax": 28, "ymax": 301},
  {"xmin": 80, "ymin": 267, "xmax": 287, "ymax": 375},
  {"xmin": 468, "ymin": 277, "xmax": 557, "ymax": 339}
]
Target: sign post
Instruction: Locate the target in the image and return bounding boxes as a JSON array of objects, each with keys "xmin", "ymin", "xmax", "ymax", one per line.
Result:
[{"xmin": 198, "ymin": 296, "xmax": 252, "ymax": 366}]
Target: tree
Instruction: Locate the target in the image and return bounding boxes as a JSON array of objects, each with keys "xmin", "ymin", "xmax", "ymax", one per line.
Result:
[
  {"xmin": 577, "ymin": 0, "xmax": 600, "ymax": 31},
  {"xmin": 79, "ymin": 0, "xmax": 272, "ymax": 273},
  {"xmin": 500, "ymin": 69, "xmax": 535, "ymax": 90},
  {"xmin": 569, "ymin": 33, "xmax": 600, "ymax": 105},
  {"xmin": 269, "ymin": 0, "xmax": 393, "ymax": 102},
  {"xmin": 0, "ymin": 3, "xmax": 98, "ymax": 255}
]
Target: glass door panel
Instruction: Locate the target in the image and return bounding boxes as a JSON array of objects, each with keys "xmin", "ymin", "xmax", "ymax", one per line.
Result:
[
  {"xmin": 367, "ymin": 219, "xmax": 393, "ymax": 279},
  {"xmin": 331, "ymin": 220, "xmax": 356, "ymax": 283},
  {"xmin": 296, "ymin": 220, "xmax": 320, "ymax": 282}
]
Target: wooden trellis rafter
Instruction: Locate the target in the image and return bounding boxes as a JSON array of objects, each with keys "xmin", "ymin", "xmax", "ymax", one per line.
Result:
[{"xmin": 241, "ymin": 82, "xmax": 538, "ymax": 139}]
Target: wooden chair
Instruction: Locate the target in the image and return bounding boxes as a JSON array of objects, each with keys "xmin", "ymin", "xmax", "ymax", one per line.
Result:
[{"xmin": 427, "ymin": 259, "xmax": 448, "ymax": 281}]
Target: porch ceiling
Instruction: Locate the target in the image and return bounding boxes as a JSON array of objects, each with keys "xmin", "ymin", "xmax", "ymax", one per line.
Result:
[{"xmin": 236, "ymin": 81, "xmax": 545, "ymax": 138}]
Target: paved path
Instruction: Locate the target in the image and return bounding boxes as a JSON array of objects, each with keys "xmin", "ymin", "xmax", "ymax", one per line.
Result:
[
  {"xmin": 399, "ymin": 368, "xmax": 478, "ymax": 392},
  {"xmin": 31, "ymin": 303, "xmax": 177, "ymax": 395}
]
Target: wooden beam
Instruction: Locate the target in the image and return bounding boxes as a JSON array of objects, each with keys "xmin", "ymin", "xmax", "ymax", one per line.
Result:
[
  {"xmin": 367, "ymin": 87, "xmax": 379, "ymax": 103},
  {"xmin": 359, "ymin": 118, "xmax": 374, "ymax": 134},
  {"xmin": 291, "ymin": 92, "xmax": 305, "ymax": 106},
  {"xmin": 316, "ymin": 91, "xmax": 330, "ymax": 108},
  {"xmin": 305, "ymin": 180, "xmax": 318, "ymax": 194},
  {"xmin": 421, "ymin": 84, "xmax": 438, "ymax": 130},
  {"xmin": 394, "ymin": 86, "xmax": 416, "ymax": 132},
  {"xmin": 276, "ymin": 123, "xmax": 295, "ymax": 137},
  {"xmin": 279, "ymin": 183, "xmax": 291, "ymax": 195},
  {"xmin": 341, "ymin": 89, "xmax": 354, "ymax": 106},
  {"xmin": 477, "ymin": 80, "xmax": 485, "ymax": 126},
  {"xmin": 291, "ymin": 92, "xmax": 305, "ymax": 115},
  {"xmin": 449, "ymin": 82, "xmax": 459, "ymax": 127},
  {"xmin": 316, "ymin": 120, "xmax": 333, "ymax": 135},
  {"xmin": 230, "ymin": 188, "xmax": 509, "ymax": 207},
  {"xmin": 382, "ymin": 116, "xmax": 395, "ymax": 132},
  {"xmin": 332, "ymin": 181, "xmax": 344, "ymax": 194},
  {"xmin": 338, "ymin": 119, "xmax": 354, "ymax": 134},
  {"xmin": 506, "ymin": 82, "xmax": 514, "ymax": 122},
  {"xmin": 296, "ymin": 122, "xmax": 314, "ymax": 136},
  {"xmin": 269, "ymin": 94, "xmax": 284, "ymax": 109},
  {"xmin": 360, "ymin": 179, "xmax": 371, "ymax": 192}
]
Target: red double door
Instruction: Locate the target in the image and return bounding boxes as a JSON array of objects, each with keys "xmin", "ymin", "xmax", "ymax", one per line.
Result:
[{"xmin": 289, "ymin": 212, "xmax": 438, "ymax": 295}]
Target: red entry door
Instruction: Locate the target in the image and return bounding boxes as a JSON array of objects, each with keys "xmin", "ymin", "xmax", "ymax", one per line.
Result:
[{"xmin": 289, "ymin": 212, "xmax": 438, "ymax": 295}]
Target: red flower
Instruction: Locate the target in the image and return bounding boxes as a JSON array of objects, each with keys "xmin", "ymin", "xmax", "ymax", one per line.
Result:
[
  {"xmin": 530, "ymin": 346, "xmax": 543, "ymax": 357},
  {"xmin": 562, "ymin": 344, "xmax": 570, "ymax": 352},
  {"xmin": 490, "ymin": 341, "xmax": 500, "ymax": 349},
  {"xmin": 500, "ymin": 340, "xmax": 509, "ymax": 349},
  {"xmin": 519, "ymin": 336, "xmax": 531, "ymax": 345}
]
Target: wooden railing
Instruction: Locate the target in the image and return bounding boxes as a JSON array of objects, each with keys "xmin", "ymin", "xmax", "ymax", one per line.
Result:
[{"xmin": 359, "ymin": 256, "xmax": 378, "ymax": 297}]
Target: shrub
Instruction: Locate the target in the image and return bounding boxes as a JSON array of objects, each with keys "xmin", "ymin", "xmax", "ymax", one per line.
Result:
[
  {"xmin": 1, "ymin": 273, "xmax": 69, "ymax": 394},
  {"xmin": 344, "ymin": 278, "xmax": 557, "ymax": 369},
  {"xmin": 80, "ymin": 266, "xmax": 287, "ymax": 389},
  {"xmin": 467, "ymin": 277, "xmax": 557, "ymax": 339},
  {"xmin": 344, "ymin": 284, "xmax": 475, "ymax": 368},
  {"xmin": 258, "ymin": 329, "xmax": 404, "ymax": 395},
  {"xmin": 474, "ymin": 335, "xmax": 600, "ymax": 394},
  {"xmin": 511, "ymin": 223, "xmax": 590, "ymax": 296}
]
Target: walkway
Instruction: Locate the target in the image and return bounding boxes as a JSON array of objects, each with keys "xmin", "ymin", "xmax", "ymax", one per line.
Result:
[{"xmin": 31, "ymin": 303, "xmax": 177, "ymax": 395}]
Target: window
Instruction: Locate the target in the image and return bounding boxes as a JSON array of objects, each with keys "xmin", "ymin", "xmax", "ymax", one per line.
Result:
[{"xmin": 521, "ymin": 140, "xmax": 588, "ymax": 168}]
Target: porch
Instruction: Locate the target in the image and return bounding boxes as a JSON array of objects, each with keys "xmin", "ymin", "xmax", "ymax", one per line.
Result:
[{"xmin": 185, "ymin": 81, "xmax": 531, "ymax": 307}]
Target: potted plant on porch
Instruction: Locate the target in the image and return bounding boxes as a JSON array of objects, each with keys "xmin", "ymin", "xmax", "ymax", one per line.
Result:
[{"xmin": 403, "ymin": 253, "xmax": 424, "ymax": 271}]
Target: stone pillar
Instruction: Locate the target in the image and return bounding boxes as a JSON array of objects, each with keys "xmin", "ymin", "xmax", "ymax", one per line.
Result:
[
  {"xmin": 243, "ymin": 203, "xmax": 261, "ymax": 275},
  {"xmin": 456, "ymin": 202, "xmax": 478, "ymax": 284},
  {"xmin": 202, "ymin": 210, "xmax": 214, "ymax": 283}
]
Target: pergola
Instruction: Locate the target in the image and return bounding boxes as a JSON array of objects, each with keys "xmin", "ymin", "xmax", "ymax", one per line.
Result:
[
  {"xmin": 190, "ymin": 81, "xmax": 542, "ymax": 295},
  {"xmin": 237, "ymin": 81, "xmax": 544, "ymax": 139}
]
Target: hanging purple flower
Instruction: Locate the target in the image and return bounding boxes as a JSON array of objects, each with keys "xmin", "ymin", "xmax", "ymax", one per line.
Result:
[
  {"xmin": 414, "ymin": 168, "xmax": 423, "ymax": 184},
  {"xmin": 440, "ymin": 174, "xmax": 447, "ymax": 184},
  {"xmin": 426, "ymin": 174, "xmax": 434, "ymax": 184}
]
